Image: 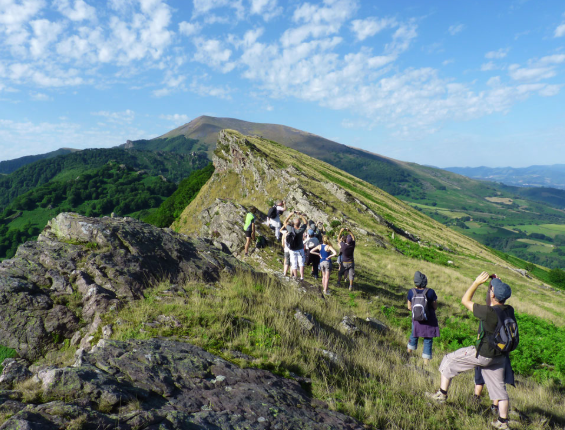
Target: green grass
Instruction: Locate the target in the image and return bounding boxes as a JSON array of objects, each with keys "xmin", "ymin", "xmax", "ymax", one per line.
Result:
[
  {"xmin": 0, "ymin": 344, "xmax": 16, "ymax": 371},
  {"xmin": 512, "ymin": 224, "xmax": 565, "ymax": 238}
]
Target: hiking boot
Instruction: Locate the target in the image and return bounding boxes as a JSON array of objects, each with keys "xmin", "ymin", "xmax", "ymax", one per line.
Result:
[
  {"xmin": 425, "ymin": 390, "xmax": 447, "ymax": 404},
  {"xmin": 490, "ymin": 419, "xmax": 509, "ymax": 429}
]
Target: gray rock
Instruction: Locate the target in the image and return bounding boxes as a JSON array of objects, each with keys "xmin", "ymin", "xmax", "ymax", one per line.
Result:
[
  {"xmin": 294, "ymin": 309, "xmax": 318, "ymax": 333},
  {"xmin": 339, "ymin": 316, "xmax": 362, "ymax": 337},
  {"xmin": 0, "ymin": 213, "xmax": 248, "ymax": 360},
  {"xmin": 0, "ymin": 359, "xmax": 32, "ymax": 390},
  {"xmin": 364, "ymin": 317, "xmax": 388, "ymax": 332},
  {"xmin": 0, "ymin": 339, "xmax": 364, "ymax": 430}
]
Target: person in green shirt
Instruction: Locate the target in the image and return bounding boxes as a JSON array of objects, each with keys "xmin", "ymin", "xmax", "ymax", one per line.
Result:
[
  {"xmin": 243, "ymin": 207, "xmax": 256, "ymax": 257},
  {"xmin": 426, "ymin": 271, "xmax": 515, "ymax": 430}
]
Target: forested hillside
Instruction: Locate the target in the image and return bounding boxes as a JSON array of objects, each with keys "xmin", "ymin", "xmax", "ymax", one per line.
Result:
[{"xmin": 0, "ymin": 148, "xmax": 79, "ymax": 174}]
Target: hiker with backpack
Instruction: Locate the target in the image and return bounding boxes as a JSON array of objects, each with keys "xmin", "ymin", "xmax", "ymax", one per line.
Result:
[
  {"xmin": 283, "ymin": 211, "xmax": 308, "ymax": 280},
  {"xmin": 243, "ymin": 207, "xmax": 257, "ymax": 257},
  {"xmin": 427, "ymin": 272, "xmax": 518, "ymax": 430},
  {"xmin": 336, "ymin": 228, "xmax": 356, "ymax": 291},
  {"xmin": 310, "ymin": 236, "xmax": 337, "ymax": 295},
  {"xmin": 267, "ymin": 200, "xmax": 286, "ymax": 240},
  {"xmin": 406, "ymin": 271, "xmax": 439, "ymax": 365},
  {"xmin": 281, "ymin": 227, "xmax": 291, "ymax": 278}
]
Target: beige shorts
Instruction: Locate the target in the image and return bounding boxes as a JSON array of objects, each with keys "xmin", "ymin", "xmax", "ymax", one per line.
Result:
[{"xmin": 439, "ymin": 346, "xmax": 508, "ymax": 401}]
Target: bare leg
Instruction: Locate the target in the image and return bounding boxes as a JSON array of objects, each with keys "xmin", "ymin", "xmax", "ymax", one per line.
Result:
[
  {"xmin": 283, "ymin": 262, "xmax": 288, "ymax": 276},
  {"xmin": 498, "ymin": 400, "xmax": 508, "ymax": 419},
  {"xmin": 244, "ymin": 237, "xmax": 251, "ymax": 255},
  {"xmin": 440, "ymin": 374, "xmax": 451, "ymax": 392},
  {"xmin": 299, "ymin": 265, "xmax": 304, "ymax": 279},
  {"xmin": 474, "ymin": 384, "xmax": 484, "ymax": 396}
]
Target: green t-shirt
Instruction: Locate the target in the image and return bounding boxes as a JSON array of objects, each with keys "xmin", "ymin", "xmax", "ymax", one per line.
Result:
[
  {"xmin": 244, "ymin": 212, "xmax": 255, "ymax": 232},
  {"xmin": 473, "ymin": 303, "xmax": 511, "ymax": 358}
]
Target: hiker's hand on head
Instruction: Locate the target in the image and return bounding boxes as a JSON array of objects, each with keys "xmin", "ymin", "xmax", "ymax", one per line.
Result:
[{"xmin": 475, "ymin": 271, "xmax": 490, "ymax": 285}]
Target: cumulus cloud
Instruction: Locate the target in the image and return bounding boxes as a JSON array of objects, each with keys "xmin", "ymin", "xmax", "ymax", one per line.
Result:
[
  {"xmin": 555, "ymin": 22, "xmax": 565, "ymax": 37},
  {"xmin": 485, "ymin": 48, "xmax": 509, "ymax": 59},
  {"xmin": 179, "ymin": 21, "xmax": 201, "ymax": 36},
  {"xmin": 192, "ymin": 37, "xmax": 236, "ymax": 73},
  {"xmin": 351, "ymin": 16, "xmax": 397, "ymax": 41},
  {"xmin": 508, "ymin": 54, "xmax": 565, "ymax": 82},
  {"xmin": 53, "ymin": 0, "xmax": 96, "ymax": 21},
  {"xmin": 250, "ymin": 0, "xmax": 282, "ymax": 21},
  {"xmin": 92, "ymin": 109, "xmax": 135, "ymax": 123},
  {"xmin": 280, "ymin": 0, "xmax": 357, "ymax": 47},
  {"xmin": 29, "ymin": 19, "xmax": 64, "ymax": 57},
  {"xmin": 448, "ymin": 23, "xmax": 465, "ymax": 35},
  {"xmin": 192, "ymin": 0, "xmax": 245, "ymax": 21},
  {"xmin": 159, "ymin": 113, "xmax": 191, "ymax": 123}
]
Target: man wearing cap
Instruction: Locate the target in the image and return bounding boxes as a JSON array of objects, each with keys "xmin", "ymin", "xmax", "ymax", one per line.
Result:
[{"xmin": 426, "ymin": 271, "xmax": 516, "ymax": 430}]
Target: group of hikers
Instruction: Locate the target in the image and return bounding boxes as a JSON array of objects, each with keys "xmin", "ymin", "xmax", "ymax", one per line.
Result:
[{"xmin": 244, "ymin": 202, "xmax": 519, "ymax": 430}]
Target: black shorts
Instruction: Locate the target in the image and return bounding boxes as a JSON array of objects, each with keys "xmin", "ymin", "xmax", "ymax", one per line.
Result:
[{"xmin": 245, "ymin": 229, "xmax": 253, "ymax": 238}]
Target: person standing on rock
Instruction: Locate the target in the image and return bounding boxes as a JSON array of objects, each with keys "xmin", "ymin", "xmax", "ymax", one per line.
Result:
[
  {"xmin": 283, "ymin": 211, "xmax": 308, "ymax": 280},
  {"xmin": 406, "ymin": 271, "xmax": 439, "ymax": 365},
  {"xmin": 267, "ymin": 200, "xmax": 286, "ymax": 240},
  {"xmin": 426, "ymin": 272, "xmax": 517, "ymax": 430},
  {"xmin": 336, "ymin": 228, "xmax": 356, "ymax": 291},
  {"xmin": 310, "ymin": 236, "xmax": 337, "ymax": 295},
  {"xmin": 243, "ymin": 207, "xmax": 257, "ymax": 257}
]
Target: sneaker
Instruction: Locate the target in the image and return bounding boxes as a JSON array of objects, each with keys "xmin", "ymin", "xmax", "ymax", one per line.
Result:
[
  {"xmin": 323, "ymin": 290, "xmax": 331, "ymax": 296},
  {"xmin": 425, "ymin": 390, "xmax": 447, "ymax": 404},
  {"xmin": 490, "ymin": 420, "xmax": 508, "ymax": 429},
  {"xmin": 490, "ymin": 405, "xmax": 499, "ymax": 416},
  {"xmin": 349, "ymin": 285, "xmax": 353, "ymax": 291}
]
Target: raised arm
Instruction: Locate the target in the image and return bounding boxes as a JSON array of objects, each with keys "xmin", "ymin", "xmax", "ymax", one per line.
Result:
[
  {"xmin": 283, "ymin": 212, "xmax": 293, "ymax": 227},
  {"xmin": 461, "ymin": 271, "xmax": 490, "ymax": 311},
  {"xmin": 310, "ymin": 244, "xmax": 322, "ymax": 255}
]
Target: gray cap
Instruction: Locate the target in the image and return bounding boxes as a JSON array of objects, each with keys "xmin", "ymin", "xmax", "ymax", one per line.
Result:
[
  {"xmin": 414, "ymin": 271, "xmax": 427, "ymax": 288},
  {"xmin": 491, "ymin": 278, "xmax": 511, "ymax": 302}
]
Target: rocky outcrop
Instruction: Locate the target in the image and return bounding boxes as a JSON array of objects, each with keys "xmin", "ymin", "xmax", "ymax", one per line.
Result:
[
  {"xmin": 0, "ymin": 213, "xmax": 247, "ymax": 360},
  {"xmin": 0, "ymin": 338, "xmax": 363, "ymax": 430},
  {"xmin": 197, "ymin": 199, "xmax": 248, "ymax": 253}
]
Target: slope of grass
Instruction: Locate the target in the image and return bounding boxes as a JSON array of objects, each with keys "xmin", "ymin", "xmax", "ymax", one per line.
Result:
[{"xmin": 0, "ymin": 345, "xmax": 16, "ymax": 371}]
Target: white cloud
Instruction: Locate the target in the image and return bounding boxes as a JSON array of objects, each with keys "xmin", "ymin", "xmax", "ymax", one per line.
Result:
[
  {"xmin": 448, "ymin": 23, "xmax": 465, "ymax": 35},
  {"xmin": 442, "ymin": 59, "xmax": 454, "ymax": 66},
  {"xmin": 192, "ymin": 0, "xmax": 244, "ymax": 21},
  {"xmin": 281, "ymin": 0, "xmax": 357, "ymax": 47},
  {"xmin": 485, "ymin": 48, "xmax": 509, "ymax": 59},
  {"xmin": 507, "ymin": 54, "xmax": 565, "ymax": 82},
  {"xmin": 92, "ymin": 109, "xmax": 135, "ymax": 123},
  {"xmin": 179, "ymin": 21, "xmax": 201, "ymax": 36},
  {"xmin": 538, "ymin": 84, "xmax": 561, "ymax": 97},
  {"xmin": 193, "ymin": 37, "xmax": 236, "ymax": 73},
  {"xmin": 250, "ymin": 0, "xmax": 282, "ymax": 21},
  {"xmin": 53, "ymin": 0, "xmax": 96, "ymax": 21},
  {"xmin": 159, "ymin": 113, "xmax": 190, "ymax": 123},
  {"xmin": 481, "ymin": 62, "xmax": 497, "ymax": 71},
  {"xmin": 351, "ymin": 16, "xmax": 396, "ymax": 41},
  {"xmin": 30, "ymin": 91, "xmax": 51, "ymax": 100},
  {"xmin": 385, "ymin": 20, "xmax": 417, "ymax": 55},
  {"xmin": 29, "ymin": 19, "xmax": 64, "ymax": 57},
  {"xmin": 555, "ymin": 23, "xmax": 565, "ymax": 38}
]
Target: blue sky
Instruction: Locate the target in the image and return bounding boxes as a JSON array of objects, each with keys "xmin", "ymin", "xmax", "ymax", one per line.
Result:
[{"xmin": 0, "ymin": 0, "xmax": 564, "ymax": 167}]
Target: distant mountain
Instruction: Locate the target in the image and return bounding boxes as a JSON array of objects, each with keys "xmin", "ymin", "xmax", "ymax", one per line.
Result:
[
  {"xmin": 0, "ymin": 148, "xmax": 80, "ymax": 174},
  {"xmin": 445, "ymin": 165, "xmax": 565, "ymax": 190}
]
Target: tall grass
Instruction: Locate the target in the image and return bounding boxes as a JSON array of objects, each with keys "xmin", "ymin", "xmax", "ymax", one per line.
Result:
[{"xmin": 106, "ymin": 271, "xmax": 565, "ymax": 430}]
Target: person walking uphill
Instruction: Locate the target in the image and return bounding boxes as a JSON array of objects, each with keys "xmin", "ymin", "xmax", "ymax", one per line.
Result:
[
  {"xmin": 337, "ymin": 228, "xmax": 355, "ymax": 290},
  {"xmin": 243, "ymin": 207, "xmax": 256, "ymax": 257},
  {"xmin": 406, "ymin": 271, "xmax": 439, "ymax": 365},
  {"xmin": 283, "ymin": 211, "xmax": 308, "ymax": 280},
  {"xmin": 427, "ymin": 272, "xmax": 518, "ymax": 430}
]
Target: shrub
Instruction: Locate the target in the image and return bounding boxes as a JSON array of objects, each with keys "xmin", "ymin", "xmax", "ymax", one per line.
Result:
[{"xmin": 330, "ymin": 220, "xmax": 341, "ymax": 229}]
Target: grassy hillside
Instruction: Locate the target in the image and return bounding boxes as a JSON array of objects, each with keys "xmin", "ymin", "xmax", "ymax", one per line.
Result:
[
  {"xmin": 151, "ymin": 116, "xmax": 565, "ymax": 271},
  {"xmin": 0, "ymin": 148, "xmax": 79, "ymax": 174},
  {"xmin": 158, "ymin": 130, "xmax": 565, "ymax": 429},
  {"xmin": 0, "ymin": 163, "xmax": 179, "ymax": 259},
  {"xmin": 0, "ymin": 147, "xmax": 208, "ymax": 212}
]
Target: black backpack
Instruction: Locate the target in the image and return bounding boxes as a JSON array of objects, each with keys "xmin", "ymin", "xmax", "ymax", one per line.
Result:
[
  {"xmin": 285, "ymin": 228, "xmax": 301, "ymax": 250},
  {"xmin": 488, "ymin": 306, "xmax": 519, "ymax": 354},
  {"xmin": 410, "ymin": 288, "xmax": 429, "ymax": 322},
  {"xmin": 267, "ymin": 206, "xmax": 277, "ymax": 219},
  {"xmin": 256, "ymin": 236, "xmax": 266, "ymax": 249}
]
